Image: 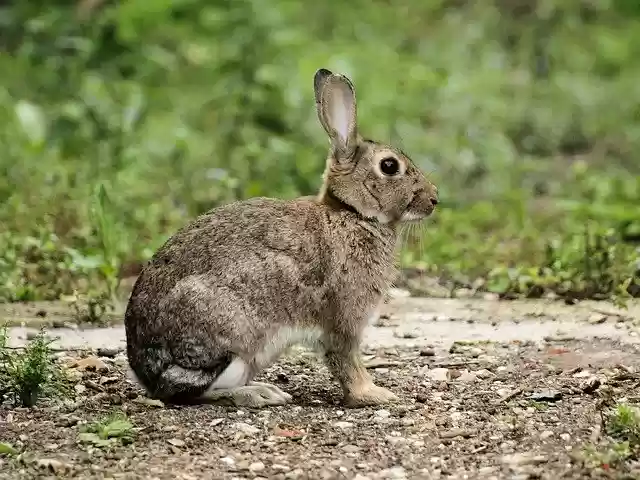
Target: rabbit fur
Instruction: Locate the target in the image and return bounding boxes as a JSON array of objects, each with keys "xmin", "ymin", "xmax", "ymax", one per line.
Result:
[{"xmin": 124, "ymin": 68, "xmax": 438, "ymax": 408}]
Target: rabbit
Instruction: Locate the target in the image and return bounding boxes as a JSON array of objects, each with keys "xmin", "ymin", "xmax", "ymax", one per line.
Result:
[{"xmin": 124, "ymin": 68, "xmax": 438, "ymax": 408}]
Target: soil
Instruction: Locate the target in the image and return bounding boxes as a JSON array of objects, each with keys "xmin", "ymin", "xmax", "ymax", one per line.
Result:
[{"xmin": 1, "ymin": 295, "xmax": 640, "ymax": 480}]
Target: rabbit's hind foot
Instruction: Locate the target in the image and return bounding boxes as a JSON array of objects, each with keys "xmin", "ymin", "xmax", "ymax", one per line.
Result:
[{"xmin": 201, "ymin": 381, "xmax": 292, "ymax": 408}]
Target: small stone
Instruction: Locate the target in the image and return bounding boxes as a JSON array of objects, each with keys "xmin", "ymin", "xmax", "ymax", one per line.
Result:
[
  {"xmin": 286, "ymin": 468, "xmax": 304, "ymax": 479},
  {"xmin": 374, "ymin": 409, "xmax": 391, "ymax": 419},
  {"xmin": 501, "ymin": 453, "xmax": 547, "ymax": 467},
  {"xmin": 37, "ymin": 459, "xmax": 68, "ymax": 473},
  {"xmin": 419, "ymin": 348, "xmax": 435, "ymax": 357},
  {"xmin": 415, "ymin": 393, "xmax": 429, "ymax": 403},
  {"xmin": 540, "ymin": 430, "xmax": 554, "ymax": 440},
  {"xmin": 475, "ymin": 369, "xmax": 495, "ymax": 379},
  {"xmin": 424, "ymin": 367, "xmax": 449, "ymax": 382},
  {"xmin": 233, "ymin": 422, "xmax": 259, "ymax": 435},
  {"xmin": 377, "ymin": 466, "xmax": 407, "ymax": 479},
  {"xmin": 96, "ymin": 347, "xmax": 121, "ymax": 358},
  {"xmin": 394, "ymin": 329, "xmax": 418, "ymax": 339},
  {"xmin": 220, "ymin": 456, "xmax": 235, "ymax": 466},
  {"xmin": 581, "ymin": 376, "xmax": 601, "ymax": 393},
  {"xmin": 167, "ymin": 438, "xmax": 185, "ymax": 447},
  {"xmin": 334, "ymin": 421, "xmax": 354, "ymax": 429},
  {"xmin": 73, "ymin": 357, "xmax": 109, "ymax": 373},
  {"xmin": 529, "ymin": 389, "xmax": 562, "ymax": 402},
  {"xmin": 249, "ymin": 461, "xmax": 265, "ymax": 472},
  {"xmin": 572, "ymin": 370, "xmax": 592, "ymax": 378},
  {"xmin": 588, "ymin": 314, "xmax": 607, "ymax": 325},
  {"xmin": 74, "ymin": 384, "xmax": 86, "ymax": 394},
  {"xmin": 133, "ymin": 396, "xmax": 165, "ymax": 408},
  {"xmin": 57, "ymin": 415, "xmax": 80, "ymax": 427},
  {"xmin": 468, "ymin": 347, "xmax": 483, "ymax": 357},
  {"xmin": 457, "ymin": 370, "xmax": 477, "ymax": 383},
  {"xmin": 560, "ymin": 433, "xmax": 571, "ymax": 442},
  {"xmin": 440, "ymin": 428, "xmax": 477, "ymax": 439},
  {"xmin": 343, "ymin": 444, "xmax": 361, "ymax": 453}
]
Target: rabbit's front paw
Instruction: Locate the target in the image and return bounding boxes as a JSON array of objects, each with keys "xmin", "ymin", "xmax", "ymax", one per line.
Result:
[{"xmin": 345, "ymin": 384, "xmax": 398, "ymax": 408}]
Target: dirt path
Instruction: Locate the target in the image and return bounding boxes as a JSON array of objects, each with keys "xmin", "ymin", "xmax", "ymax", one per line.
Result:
[
  {"xmin": 5, "ymin": 296, "xmax": 640, "ymax": 351},
  {"xmin": 1, "ymin": 296, "xmax": 640, "ymax": 479}
]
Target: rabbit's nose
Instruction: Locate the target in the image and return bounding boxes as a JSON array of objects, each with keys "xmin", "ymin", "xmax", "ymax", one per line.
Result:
[{"xmin": 426, "ymin": 184, "xmax": 438, "ymax": 207}]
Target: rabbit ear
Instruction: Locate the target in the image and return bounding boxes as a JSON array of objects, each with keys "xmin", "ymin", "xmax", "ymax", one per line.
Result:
[{"xmin": 314, "ymin": 69, "xmax": 358, "ymax": 158}]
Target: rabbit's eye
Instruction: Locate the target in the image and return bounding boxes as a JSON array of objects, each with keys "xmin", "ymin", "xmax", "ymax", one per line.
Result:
[{"xmin": 380, "ymin": 157, "xmax": 400, "ymax": 176}]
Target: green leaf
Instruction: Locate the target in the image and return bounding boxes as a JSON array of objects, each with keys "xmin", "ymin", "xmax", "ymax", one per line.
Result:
[
  {"xmin": 0, "ymin": 442, "xmax": 18, "ymax": 456},
  {"xmin": 78, "ymin": 432, "xmax": 114, "ymax": 448},
  {"xmin": 100, "ymin": 419, "xmax": 133, "ymax": 439},
  {"xmin": 14, "ymin": 100, "xmax": 47, "ymax": 147}
]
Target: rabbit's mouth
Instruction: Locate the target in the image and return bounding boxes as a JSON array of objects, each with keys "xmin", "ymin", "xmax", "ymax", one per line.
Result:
[{"xmin": 401, "ymin": 193, "xmax": 437, "ymax": 222}]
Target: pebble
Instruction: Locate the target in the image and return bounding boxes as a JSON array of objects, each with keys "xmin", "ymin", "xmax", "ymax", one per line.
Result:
[
  {"xmin": 36, "ymin": 459, "xmax": 68, "ymax": 473},
  {"xmin": 457, "ymin": 370, "xmax": 477, "ymax": 383},
  {"xmin": 342, "ymin": 445, "xmax": 361, "ymax": 453},
  {"xmin": 133, "ymin": 397, "xmax": 164, "ymax": 408},
  {"xmin": 334, "ymin": 421, "xmax": 354, "ymax": 429},
  {"xmin": 249, "ymin": 461, "xmax": 265, "ymax": 472},
  {"xmin": 285, "ymin": 469, "xmax": 304, "ymax": 479},
  {"xmin": 529, "ymin": 389, "xmax": 562, "ymax": 402},
  {"xmin": 167, "ymin": 438, "xmax": 185, "ymax": 447},
  {"xmin": 501, "ymin": 453, "xmax": 547, "ymax": 466},
  {"xmin": 540, "ymin": 430, "xmax": 554, "ymax": 440},
  {"xmin": 581, "ymin": 376, "xmax": 601, "ymax": 393},
  {"xmin": 377, "ymin": 466, "xmax": 407, "ymax": 479},
  {"xmin": 73, "ymin": 357, "xmax": 110, "ymax": 373},
  {"xmin": 588, "ymin": 314, "xmax": 607, "ymax": 325},
  {"xmin": 468, "ymin": 347, "xmax": 483, "ymax": 357},
  {"xmin": 233, "ymin": 422, "xmax": 260, "ymax": 435},
  {"xmin": 475, "ymin": 369, "xmax": 495, "ymax": 379},
  {"xmin": 424, "ymin": 367, "xmax": 449, "ymax": 382},
  {"xmin": 220, "ymin": 456, "xmax": 235, "ymax": 466},
  {"xmin": 374, "ymin": 409, "xmax": 391, "ymax": 419},
  {"xmin": 96, "ymin": 347, "xmax": 121, "ymax": 358},
  {"xmin": 419, "ymin": 348, "xmax": 435, "ymax": 357},
  {"xmin": 560, "ymin": 433, "xmax": 571, "ymax": 442}
]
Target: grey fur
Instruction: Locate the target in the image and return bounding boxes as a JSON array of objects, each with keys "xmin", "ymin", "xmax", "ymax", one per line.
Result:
[{"xmin": 124, "ymin": 68, "xmax": 438, "ymax": 407}]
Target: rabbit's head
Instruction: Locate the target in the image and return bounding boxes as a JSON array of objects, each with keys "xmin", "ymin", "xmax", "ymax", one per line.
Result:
[{"xmin": 314, "ymin": 68, "xmax": 438, "ymax": 224}]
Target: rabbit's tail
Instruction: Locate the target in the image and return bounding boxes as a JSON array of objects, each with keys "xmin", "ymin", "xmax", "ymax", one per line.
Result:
[{"xmin": 127, "ymin": 347, "xmax": 234, "ymax": 403}]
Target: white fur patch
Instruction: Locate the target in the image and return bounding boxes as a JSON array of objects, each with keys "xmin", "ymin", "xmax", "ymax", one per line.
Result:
[
  {"xmin": 400, "ymin": 211, "xmax": 425, "ymax": 221},
  {"xmin": 208, "ymin": 357, "xmax": 251, "ymax": 390},
  {"xmin": 359, "ymin": 207, "xmax": 392, "ymax": 224},
  {"xmin": 254, "ymin": 326, "xmax": 324, "ymax": 370},
  {"xmin": 206, "ymin": 326, "xmax": 324, "ymax": 393}
]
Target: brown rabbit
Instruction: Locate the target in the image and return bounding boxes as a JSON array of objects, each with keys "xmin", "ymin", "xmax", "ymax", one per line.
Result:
[{"xmin": 124, "ymin": 68, "xmax": 438, "ymax": 408}]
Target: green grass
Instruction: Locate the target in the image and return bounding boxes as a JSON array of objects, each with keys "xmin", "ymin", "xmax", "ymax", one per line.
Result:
[
  {"xmin": 0, "ymin": 326, "xmax": 68, "ymax": 406},
  {"xmin": 78, "ymin": 411, "xmax": 135, "ymax": 448},
  {"xmin": 581, "ymin": 403, "xmax": 640, "ymax": 473},
  {"xmin": 0, "ymin": 1, "xmax": 638, "ymax": 310}
]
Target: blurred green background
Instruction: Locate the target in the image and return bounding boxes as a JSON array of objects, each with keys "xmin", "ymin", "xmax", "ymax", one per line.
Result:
[{"xmin": 0, "ymin": 0, "xmax": 639, "ymax": 311}]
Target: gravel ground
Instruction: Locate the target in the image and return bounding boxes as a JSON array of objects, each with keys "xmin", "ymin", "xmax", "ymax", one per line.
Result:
[{"xmin": 2, "ymin": 334, "xmax": 640, "ymax": 479}]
